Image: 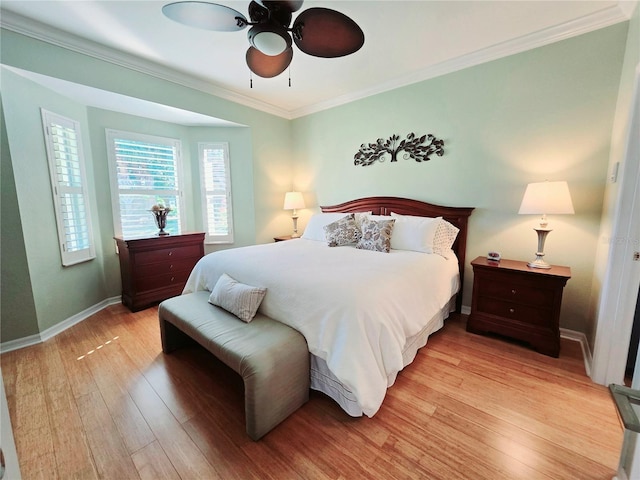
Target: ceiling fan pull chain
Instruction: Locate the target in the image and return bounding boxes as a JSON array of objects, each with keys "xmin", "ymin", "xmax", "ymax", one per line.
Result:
[
  {"xmin": 250, "ymin": 70, "xmax": 253, "ymax": 88},
  {"xmin": 288, "ymin": 67, "xmax": 291, "ymax": 87}
]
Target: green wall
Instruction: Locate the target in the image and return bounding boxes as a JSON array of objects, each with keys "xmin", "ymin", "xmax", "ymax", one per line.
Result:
[
  {"xmin": 0, "ymin": 15, "xmax": 635, "ymax": 343},
  {"xmin": 291, "ymin": 23, "xmax": 629, "ymax": 332},
  {"xmin": 0, "ymin": 28, "xmax": 292, "ymax": 343},
  {"xmin": 2, "ymin": 68, "xmax": 108, "ymax": 336},
  {"xmin": 0, "ymin": 95, "xmax": 39, "ymax": 341}
]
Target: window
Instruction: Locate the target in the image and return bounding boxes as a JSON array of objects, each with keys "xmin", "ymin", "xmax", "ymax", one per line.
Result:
[
  {"xmin": 41, "ymin": 109, "xmax": 96, "ymax": 266},
  {"xmin": 199, "ymin": 142, "xmax": 233, "ymax": 243},
  {"xmin": 106, "ymin": 130, "xmax": 184, "ymax": 238}
]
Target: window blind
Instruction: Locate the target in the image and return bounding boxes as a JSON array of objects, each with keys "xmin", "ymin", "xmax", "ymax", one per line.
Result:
[{"xmin": 106, "ymin": 130, "xmax": 184, "ymax": 238}]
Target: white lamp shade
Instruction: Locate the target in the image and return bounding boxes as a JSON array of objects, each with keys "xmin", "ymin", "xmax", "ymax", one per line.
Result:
[
  {"xmin": 518, "ymin": 181, "xmax": 574, "ymax": 215},
  {"xmin": 283, "ymin": 191, "xmax": 305, "ymax": 210}
]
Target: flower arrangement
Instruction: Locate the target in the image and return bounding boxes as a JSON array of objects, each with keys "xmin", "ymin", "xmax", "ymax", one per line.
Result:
[
  {"xmin": 150, "ymin": 204, "xmax": 172, "ymax": 236},
  {"xmin": 151, "ymin": 203, "xmax": 172, "ymax": 213}
]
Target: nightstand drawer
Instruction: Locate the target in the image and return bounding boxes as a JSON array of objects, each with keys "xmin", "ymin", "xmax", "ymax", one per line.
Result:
[
  {"xmin": 476, "ymin": 296, "xmax": 551, "ymax": 327},
  {"xmin": 136, "ymin": 244, "xmax": 202, "ymax": 265},
  {"xmin": 476, "ymin": 275, "xmax": 552, "ymax": 307}
]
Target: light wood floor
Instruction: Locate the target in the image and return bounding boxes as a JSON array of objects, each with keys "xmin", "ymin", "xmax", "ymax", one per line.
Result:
[{"xmin": 1, "ymin": 304, "xmax": 624, "ymax": 479}]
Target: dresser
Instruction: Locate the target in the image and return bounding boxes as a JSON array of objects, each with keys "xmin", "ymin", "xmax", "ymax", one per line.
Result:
[
  {"xmin": 467, "ymin": 256, "xmax": 571, "ymax": 357},
  {"xmin": 115, "ymin": 232, "xmax": 205, "ymax": 312}
]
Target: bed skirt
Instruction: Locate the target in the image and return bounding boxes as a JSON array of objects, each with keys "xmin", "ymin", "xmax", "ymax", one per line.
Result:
[{"xmin": 309, "ymin": 295, "xmax": 456, "ymax": 417}]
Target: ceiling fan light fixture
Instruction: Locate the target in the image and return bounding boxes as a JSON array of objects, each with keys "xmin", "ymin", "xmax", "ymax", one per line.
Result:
[{"xmin": 248, "ymin": 24, "xmax": 292, "ymax": 56}]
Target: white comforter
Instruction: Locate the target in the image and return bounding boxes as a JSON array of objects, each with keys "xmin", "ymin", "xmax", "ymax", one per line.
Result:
[{"xmin": 183, "ymin": 238, "xmax": 459, "ymax": 417}]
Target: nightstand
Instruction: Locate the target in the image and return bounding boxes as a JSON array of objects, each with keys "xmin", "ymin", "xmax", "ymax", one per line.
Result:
[
  {"xmin": 274, "ymin": 235, "xmax": 295, "ymax": 242},
  {"xmin": 466, "ymin": 256, "xmax": 571, "ymax": 357}
]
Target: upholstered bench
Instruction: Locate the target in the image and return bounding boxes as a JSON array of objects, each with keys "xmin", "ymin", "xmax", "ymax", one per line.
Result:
[{"xmin": 158, "ymin": 291, "xmax": 310, "ymax": 440}]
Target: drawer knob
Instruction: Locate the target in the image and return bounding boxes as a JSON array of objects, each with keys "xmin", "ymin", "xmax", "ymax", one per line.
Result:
[
  {"xmin": 169, "ymin": 264, "xmax": 174, "ymax": 270},
  {"xmin": 168, "ymin": 251, "xmax": 173, "ymax": 256},
  {"xmin": 511, "ymin": 289, "xmax": 517, "ymax": 295},
  {"xmin": 170, "ymin": 276, "xmax": 175, "ymax": 282},
  {"xmin": 509, "ymin": 308, "xmax": 515, "ymax": 314}
]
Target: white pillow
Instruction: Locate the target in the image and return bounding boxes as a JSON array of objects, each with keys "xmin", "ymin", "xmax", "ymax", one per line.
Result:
[
  {"xmin": 301, "ymin": 213, "xmax": 351, "ymax": 242},
  {"xmin": 390, "ymin": 213, "xmax": 441, "ymax": 253},
  {"xmin": 208, "ymin": 273, "xmax": 267, "ymax": 322},
  {"xmin": 432, "ymin": 219, "xmax": 460, "ymax": 258}
]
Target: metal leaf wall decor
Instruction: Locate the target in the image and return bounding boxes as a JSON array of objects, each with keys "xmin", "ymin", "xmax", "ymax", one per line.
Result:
[{"xmin": 353, "ymin": 132, "xmax": 444, "ymax": 167}]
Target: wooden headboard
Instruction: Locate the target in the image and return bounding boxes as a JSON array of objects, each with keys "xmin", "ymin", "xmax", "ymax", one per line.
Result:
[{"xmin": 321, "ymin": 196, "xmax": 474, "ymax": 312}]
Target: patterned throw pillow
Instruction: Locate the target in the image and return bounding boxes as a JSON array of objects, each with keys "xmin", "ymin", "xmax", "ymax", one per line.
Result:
[
  {"xmin": 432, "ymin": 219, "xmax": 460, "ymax": 258},
  {"xmin": 324, "ymin": 213, "xmax": 361, "ymax": 247},
  {"xmin": 356, "ymin": 217, "xmax": 396, "ymax": 253}
]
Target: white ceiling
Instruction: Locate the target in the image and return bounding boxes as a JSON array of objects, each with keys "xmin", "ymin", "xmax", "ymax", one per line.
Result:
[{"xmin": 0, "ymin": 1, "xmax": 633, "ymax": 120}]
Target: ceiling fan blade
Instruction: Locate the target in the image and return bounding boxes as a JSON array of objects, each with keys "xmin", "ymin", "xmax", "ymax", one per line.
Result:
[
  {"xmin": 163, "ymin": 2, "xmax": 247, "ymax": 31},
  {"xmin": 293, "ymin": 8, "xmax": 364, "ymax": 58},
  {"xmin": 246, "ymin": 46, "xmax": 293, "ymax": 78},
  {"xmin": 256, "ymin": 1, "xmax": 304, "ymax": 13}
]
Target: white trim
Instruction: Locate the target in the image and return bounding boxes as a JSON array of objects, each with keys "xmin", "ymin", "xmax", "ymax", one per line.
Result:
[
  {"xmin": 591, "ymin": 65, "xmax": 640, "ymax": 386},
  {"xmin": 0, "ymin": 296, "xmax": 121, "ymax": 353},
  {"xmin": 0, "ymin": 370, "xmax": 21, "ymax": 479},
  {"xmin": 461, "ymin": 305, "xmax": 471, "ymax": 316},
  {"xmin": 0, "ymin": 5, "xmax": 630, "ymax": 120},
  {"xmin": 560, "ymin": 328, "xmax": 593, "ymax": 377}
]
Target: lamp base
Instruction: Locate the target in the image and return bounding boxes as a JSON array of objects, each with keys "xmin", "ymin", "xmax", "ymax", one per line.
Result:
[
  {"xmin": 528, "ymin": 227, "xmax": 552, "ymax": 269},
  {"xmin": 527, "ymin": 256, "xmax": 551, "ymax": 269}
]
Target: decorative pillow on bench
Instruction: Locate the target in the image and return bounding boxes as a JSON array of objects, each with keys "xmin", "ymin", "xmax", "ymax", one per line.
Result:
[{"xmin": 208, "ymin": 273, "xmax": 267, "ymax": 322}]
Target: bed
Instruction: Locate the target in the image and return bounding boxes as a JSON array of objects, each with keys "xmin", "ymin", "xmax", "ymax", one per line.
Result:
[{"xmin": 183, "ymin": 196, "xmax": 474, "ymax": 417}]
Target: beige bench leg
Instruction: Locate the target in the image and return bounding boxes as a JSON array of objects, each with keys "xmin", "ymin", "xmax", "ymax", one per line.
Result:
[
  {"xmin": 242, "ymin": 336, "xmax": 310, "ymax": 440},
  {"xmin": 159, "ymin": 317, "xmax": 195, "ymax": 353}
]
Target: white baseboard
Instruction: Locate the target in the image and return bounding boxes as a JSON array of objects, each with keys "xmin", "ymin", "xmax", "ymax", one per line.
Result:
[
  {"xmin": 458, "ymin": 307, "xmax": 593, "ymax": 375},
  {"xmin": 560, "ymin": 327, "xmax": 593, "ymax": 376},
  {"xmin": 0, "ymin": 296, "xmax": 121, "ymax": 353}
]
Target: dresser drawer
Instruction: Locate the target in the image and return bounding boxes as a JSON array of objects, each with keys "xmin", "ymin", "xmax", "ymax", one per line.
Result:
[
  {"xmin": 136, "ymin": 270, "xmax": 192, "ymax": 292},
  {"xmin": 475, "ymin": 274, "xmax": 552, "ymax": 308},
  {"xmin": 476, "ymin": 296, "xmax": 551, "ymax": 327},
  {"xmin": 135, "ymin": 244, "xmax": 202, "ymax": 265},
  {"xmin": 136, "ymin": 257, "xmax": 200, "ymax": 277}
]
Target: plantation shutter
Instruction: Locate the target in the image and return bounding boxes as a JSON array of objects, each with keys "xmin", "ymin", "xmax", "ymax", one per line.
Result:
[
  {"xmin": 199, "ymin": 143, "xmax": 233, "ymax": 243},
  {"xmin": 41, "ymin": 109, "xmax": 96, "ymax": 266}
]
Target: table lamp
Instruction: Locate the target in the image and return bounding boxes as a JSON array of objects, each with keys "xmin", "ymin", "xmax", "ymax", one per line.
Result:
[
  {"xmin": 283, "ymin": 191, "xmax": 305, "ymax": 237},
  {"xmin": 518, "ymin": 180, "xmax": 574, "ymax": 269}
]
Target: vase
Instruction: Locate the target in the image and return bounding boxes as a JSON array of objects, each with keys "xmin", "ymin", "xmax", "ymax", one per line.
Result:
[{"xmin": 151, "ymin": 209, "xmax": 170, "ymax": 236}]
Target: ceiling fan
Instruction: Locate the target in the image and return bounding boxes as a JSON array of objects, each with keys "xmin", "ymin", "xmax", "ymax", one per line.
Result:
[{"xmin": 162, "ymin": 1, "xmax": 365, "ymax": 79}]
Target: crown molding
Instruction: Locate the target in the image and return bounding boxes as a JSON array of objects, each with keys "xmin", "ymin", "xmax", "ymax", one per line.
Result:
[
  {"xmin": 0, "ymin": 10, "xmax": 292, "ymax": 119},
  {"xmin": 290, "ymin": 3, "xmax": 631, "ymax": 118},
  {"xmin": 1, "ymin": 4, "xmax": 632, "ymax": 121}
]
